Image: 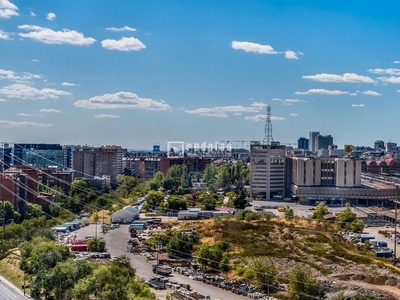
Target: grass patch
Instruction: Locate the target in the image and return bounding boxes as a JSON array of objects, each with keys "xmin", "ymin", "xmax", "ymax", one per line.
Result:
[{"xmin": 0, "ymin": 251, "xmax": 24, "ymax": 292}]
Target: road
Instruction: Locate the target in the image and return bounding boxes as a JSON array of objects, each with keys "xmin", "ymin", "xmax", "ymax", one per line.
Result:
[
  {"xmin": 75, "ymin": 224, "xmax": 248, "ymax": 300},
  {"xmin": 362, "ymin": 226, "xmax": 400, "ymax": 258},
  {"xmin": 0, "ymin": 275, "xmax": 29, "ymax": 300}
]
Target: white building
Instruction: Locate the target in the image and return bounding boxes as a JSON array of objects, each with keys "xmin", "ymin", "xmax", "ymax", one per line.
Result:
[{"xmin": 250, "ymin": 142, "xmax": 286, "ymax": 200}]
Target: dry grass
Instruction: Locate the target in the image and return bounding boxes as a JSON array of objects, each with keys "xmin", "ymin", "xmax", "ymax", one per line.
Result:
[
  {"xmin": 88, "ymin": 210, "xmax": 111, "ymax": 224},
  {"xmin": 0, "ymin": 249, "xmax": 25, "ymax": 292}
]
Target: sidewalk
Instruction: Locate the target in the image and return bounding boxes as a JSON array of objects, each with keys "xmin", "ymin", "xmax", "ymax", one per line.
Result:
[{"xmin": 0, "ymin": 274, "xmax": 31, "ymax": 299}]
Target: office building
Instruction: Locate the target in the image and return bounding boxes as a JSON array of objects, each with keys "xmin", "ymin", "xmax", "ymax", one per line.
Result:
[
  {"xmin": 315, "ymin": 135, "xmax": 333, "ymax": 150},
  {"xmin": 386, "ymin": 142, "xmax": 397, "ymax": 153},
  {"xmin": 250, "ymin": 142, "xmax": 286, "ymax": 200},
  {"xmin": 309, "ymin": 131, "xmax": 320, "ymax": 152},
  {"xmin": 0, "ymin": 143, "xmax": 12, "ymax": 170},
  {"xmin": 297, "ymin": 138, "xmax": 309, "ymax": 150},
  {"xmin": 12, "ymin": 144, "xmax": 63, "ymax": 169},
  {"xmin": 374, "ymin": 140, "xmax": 385, "ymax": 150}
]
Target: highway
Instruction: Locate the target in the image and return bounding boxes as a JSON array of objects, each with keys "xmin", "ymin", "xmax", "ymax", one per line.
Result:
[
  {"xmin": 75, "ymin": 224, "xmax": 248, "ymax": 300},
  {"xmin": 0, "ymin": 276, "xmax": 28, "ymax": 300}
]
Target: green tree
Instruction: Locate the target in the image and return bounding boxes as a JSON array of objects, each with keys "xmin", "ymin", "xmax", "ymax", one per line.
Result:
[
  {"xmin": 166, "ymin": 195, "xmax": 187, "ymax": 211},
  {"xmin": 233, "ymin": 190, "xmax": 248, "ymax": 209},
  {"xmin": 0, "ymin": 201, "xmax": 17, "ymax": 223},
  {"xmin": 350, "ymin": 219, "xmax": 365, "ymax": 233},
  {"xmin": 25, "ymin": 203, "xmax": 43, "ymax": 219},
  {"xmin": 73, "ymin": 255, "xmax": 155, "ymax": 300},
  {"xmin": 287, "ymin": 266, "xmax": 325, "ymax": 300},
  {"xmin": 284, "ymin": 206, "xmax": 294, "ymax": 220},
  {"xmin": 217, "ymin": 166, "xmax": 230, "ymax": 188},
  {"xmin": 145, "ymin": 191, "xmax": 165, "ymax": 209},
  {"xmin": 203, "ymin": 164, "xmax": 218, "ymax": 185},
  {"xmin": 195, "ymin": 242, "xmax": 224, "ymax": 271},
  {"xmin": 198, "ymin": 193, "xmax": 217, "ymax": 210},
  {"xmin": 244, "ymin": 258, "xmax": 277, "ymax": 291},
  {"xmin": 87, "ymin": 238, "xmax": 106, "ymax": 252},
  {"xmin": 166, "ymin": 232, "xmax": 199, "ymax": 258},
  {"xmin": 312, "ymin": 203, "xmax": 330, "ymax": 220},
  {"xmin": 336, "ymin": 203, "xmax": 357, "ymax": 229}
]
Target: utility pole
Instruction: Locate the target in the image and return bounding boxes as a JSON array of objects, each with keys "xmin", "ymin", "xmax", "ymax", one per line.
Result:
[
  {"xmin": 394, "ymin": 188, "xmax": 398, "ymax": 266},
  {"xmin": 102, "ymin": 207, "xmax": 105, "ymax": 234}
]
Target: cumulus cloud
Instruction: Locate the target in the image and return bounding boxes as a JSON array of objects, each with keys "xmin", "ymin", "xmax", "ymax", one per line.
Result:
[
  {"xmin": 0, "ymin": 120, "xmax": 52, "ymax": 128},
  {"xmin": 285, "ymin": 50, "xmax": 298, "ymax": 60},
  {"xmin": 185, "ymin": 102, "xmax": 267, "ymax": 118},
  {"xmin": 231, "ymin": 41, "xmax": 278, "ymax": 55},
  {"xmin": 393, "ymin": 61, "xmax": 400, "ymax": 64},
  {"xmin": 244, "ymin": 115, "xmax": 285, "ymax": 122},
  {"xmin": 73, "ymin": 92, "xmax": 171, "ymax": 111},
  {"xmin": 46, "ymin": 12, "xmax": 56, "ymax": 21},
  {"xmin": 18, "ymin": 25, "xmax": 96, "ymax": 46},
  {"xmin": 101, "ymin": 37, "xmax": 145, "ymax": 51},
  {"xmin": 0, "ymin": 29, "xmax": 10, "ymax": 40},
  {"xmin": 17, "ymin": 113, "xmax": 31, "ymax": 116},
  {"xmin": 40, "ymin": 108, "xmax": 61, "ymax": 113},
  {"xmin": 62, "ymin": 81, "xmax": 77, "ymax": 86},
  {"xmin": 32, "ymin": 59, "xmax": 39, "ymax": 62},
  {"xmin": 94, "ymin": 114, "xmax": 120, "ymax": 119},
  {"xmin": 0, "ymin": 0, "xmax": 19, "ymax": 18},
  {"xmin": 295, "ymin": 89, "xmax": 350, "ymax": 95},
  {"xmin": 0, "ymin": 98, "xmax": 7, "ymax": 102},
  {"xmin": 367, "ymin": 68, "xmax": 400, "ymax": 76},
  {"xmin": 352, "ymin": 104, "xmax": 365, "ymax": 107},
  {"xmin": 105, "ymin": 26, "xmax": 136, "ymax": 32},
  {"xmin": 377, "ymin": 76, "xmax": 400, "ymax": 83},
  {"xmin": 0, "ymin": 69, "xmax": 41, "ymax": 81},
  {"xmin": 362, "ymin": 90, "xmax": 381, "ymax": 96},
  {"xmin": 30, "ymin": 11, "xmax": 36, "ymax": 17},
  {"xmin": 271, "ymin": 98, "xmax": 306, "ymax": 104},
  {"xmin": 303, "ymin": 73, "xmax": 375, "ymax": 83},
  {"xmin": 350, "ymin": 93, "xmax": 357, "ymax": 96},
  {"xmin": 289, "ymin": 113, "xmax": 298, "ymax": 116},
  {"xmin": 0, "ymin": 83, "xmax": 72, "ymax": 99}
]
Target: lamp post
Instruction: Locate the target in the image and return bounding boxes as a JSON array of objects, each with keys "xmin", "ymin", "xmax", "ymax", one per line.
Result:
[
  {"xmin": 394, "ymin": 188, "xmax": 398, "ymax": 266},
  {"xmin": 102, "ymin": 206, "xmax": 105, "ymax": 234}
]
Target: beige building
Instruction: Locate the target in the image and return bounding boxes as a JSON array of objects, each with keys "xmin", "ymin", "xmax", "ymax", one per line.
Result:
[{"xmin": 250, "ymin": 142, "xmax": 286, "ymax": 200}]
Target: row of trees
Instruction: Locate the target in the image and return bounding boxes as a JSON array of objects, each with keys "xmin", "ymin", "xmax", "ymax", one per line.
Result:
[{"xmin": 20, "ymin": 237, "xmax": 155, "ymax": 300}]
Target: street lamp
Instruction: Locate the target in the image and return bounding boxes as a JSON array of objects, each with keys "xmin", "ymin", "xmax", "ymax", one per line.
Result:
[{"xmin": 394, "ymin": 188, "xmax": 398, "ymax": 266}]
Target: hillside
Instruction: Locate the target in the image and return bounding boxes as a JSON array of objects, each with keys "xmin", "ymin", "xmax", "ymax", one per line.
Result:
[{"xmin": 178, "ymin": 217, "xmax": 400, "ymax": 299}]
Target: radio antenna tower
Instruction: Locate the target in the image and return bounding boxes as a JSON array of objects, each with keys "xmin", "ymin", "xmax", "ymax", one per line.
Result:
[{"xmin": 262, "ymin": 105, "xmax": 273, "ymax": 145}]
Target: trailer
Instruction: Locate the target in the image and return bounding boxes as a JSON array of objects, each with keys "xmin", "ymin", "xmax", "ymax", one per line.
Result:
[
  {"xmin": 377, "ymin": 241, "xmax": 388, "ymax": 248},
  {"xmin": 375, "ymin": 251, "xmax": 393, "ymax": 258},
  {"xmin": 147, "ymin": 276, "xmax": 168, "ymax": 290},
  {"xmin": 361, "ymin": 236, "xmax": 375, "ymax": 243},
  {"xmin": 152, "ymin": 264, "xmax": 172, "ymax": 276}
]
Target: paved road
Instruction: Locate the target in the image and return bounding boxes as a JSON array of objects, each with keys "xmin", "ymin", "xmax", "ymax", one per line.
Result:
[
  {"xmin": 75, "ymin": 224, "xmax": 248, "ymax": 300},
  {"xmin": 363, "ymin": 226, "xmax": 400, "ymax": 258},
  {"xmin": 0, "ymin": 275, "xmax": 29, "ymax": 300}
]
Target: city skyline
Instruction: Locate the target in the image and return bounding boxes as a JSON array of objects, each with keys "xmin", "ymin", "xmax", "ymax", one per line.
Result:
[{"xmin": 1, "ymin": 1, "xmax": 400, "ymax": 149}]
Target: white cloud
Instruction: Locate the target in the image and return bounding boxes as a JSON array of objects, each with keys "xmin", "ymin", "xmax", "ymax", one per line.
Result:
[
  {"xmin": 289, "ymin": 113, "xmax": 298, "ymax": 116},
  {"xmin": 0, "ymin": 29, "xmax": 10, "ymax": 40},
  {"xmin": 18, "ymin": 25, "xmax": 96, "ymax": 46},
  {"xmin": 244, "ymin": 115, "xmax": 285, "ymax": 122},
  {"xmin": 94, "ymin": 114, "xmax": 120, "ymax": 119},
  {"xmin": 285, "ymin": 50, "xmax": 298, "ymax": 60},
  {"xmin": 350, "ymin": 93, "xmax": 357, "ymax": 96},
  {"xmin": 30, "ymin": 11, "xmax": 36, "ymax": 17},
  {"xmin": 0, "ymin": 120, "xmax": 52, "ymax": 128},
  {"xmin": 0, "ymin": 83, "xmax": 72, "ymax": 99},
  {"xmin": 62, "ymin": 81, "xmax": 77, "ymax": 86},
  {"xmin": 0, "ymin": 98, "xmax": 7, "ymax": 102},
  {"xmin": 105, "ymin": 26, "xmax": 136, "ymax": 32},
  {"xmin": 17, "ymin": 113, "xmax": 31, "ymax": 116},
  {"xmin": 185, "ymin": 103, "xmax": 266, "ymax": 118},
  {"xmin": 46, "ymin": 12, "xmax": 56, "ymax": 21},
  {"xmin": 233, "ymin": 112, "xmax": 242, "ymax": 116},
  {"xmin": 352, "ymin": 104, "xmax": 365, "ymax": 107},
  {"xmin": 295, "ymin": 89, "xmax": 350, "ymax": 95},
  {"xmin": 362, "ymin": 90, "xmax": 381, "ymax": 96},
  {"xmin": 101, "ymin": 37, "xmax": 145, "ymax": 51},
  {"xmin": 39, "ymin": 108, "xmax": 61, "ymax": 113},
  {"xmin": 393, "ymin": 61, "xmax": 400, "ymax": 64},
  {"xmin": 271, "ymin": 97, "xmax": 306, "ymax": 104},
  {"xmin": 231, "ymin": 41, "xmax": 279, "ymax": 55},
  {"xmin": 185, "ymin": 108, "xmax": 227, "ymax": 118},
  {"xmin": 367, "ymin": 68, "xmax": 400, "ymax": 76},
  {"xmin": 271, "ymin": 98, "xmax": 282, "ymax": 101},
  {"xmin": 0, "ymin": 0, "xmax": 19, "ymax": 19},
  {"xmin": 73, "ymin": 92, "xmax": 171, "ymax": 111},
  {"xmin": 303, "ymin": 73, "xmax": 375, "ymax": 83},
  {"xmin": 0, "ymin": 69, "xmax": 41, "ymax": 81},
  {"xmin": 377, "ymin": 76, "xmax": 400, "ymax": 83},
  {"xmin": 32, "ymin": 59, "xmax": 39, "ymax": 62}
]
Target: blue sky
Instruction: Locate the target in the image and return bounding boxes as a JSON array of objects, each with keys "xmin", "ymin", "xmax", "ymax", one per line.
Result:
[{"xmin": 1, "ymin": 0, "xmax": 400, "ymax": 150}]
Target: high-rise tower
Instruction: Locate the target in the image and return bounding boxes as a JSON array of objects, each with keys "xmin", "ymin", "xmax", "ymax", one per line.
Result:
[{"xmin": 262, "ymin": 105, "xmax": 273, "ymax": 145}]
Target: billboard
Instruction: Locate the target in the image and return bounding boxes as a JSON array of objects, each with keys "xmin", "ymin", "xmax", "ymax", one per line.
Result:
[{"xmin": 344, "ymin": 144, "xmax": 354, "ymax": 155}]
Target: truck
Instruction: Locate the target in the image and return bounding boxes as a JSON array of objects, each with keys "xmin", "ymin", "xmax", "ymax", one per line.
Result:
[
  {"xmin": 361, "ymin": 236, "xmax": 375, "ymax": 243},
  {"xmin": 147, "ymin": 276, "xmax": 168, "ymax": 290},
  {"xmin": 152, "ymin": 264, "xmax": 172, "ymax": 276}
]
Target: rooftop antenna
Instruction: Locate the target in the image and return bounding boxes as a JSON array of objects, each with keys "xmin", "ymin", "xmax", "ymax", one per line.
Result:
[{"xmin": 262, "ymin": 105, "xmax": 273, "ymax": 145}]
